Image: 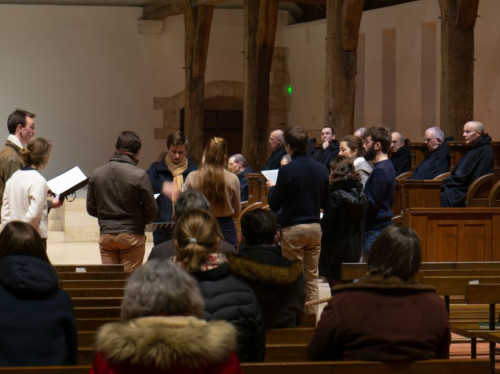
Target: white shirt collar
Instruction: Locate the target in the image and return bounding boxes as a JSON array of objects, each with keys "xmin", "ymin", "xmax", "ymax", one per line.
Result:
[{"xmin": 7, "ymin": 134, "xmax": 23, "ymax": 149}]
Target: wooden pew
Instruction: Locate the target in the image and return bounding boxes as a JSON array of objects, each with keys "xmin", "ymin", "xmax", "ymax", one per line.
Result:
[
  {"xmin": 341, "ymin": 262, "xmax": 500, "ymax": 282},
  {"xmin": 402, "ymin": 207, "xmax": 500, "ymax": 261},
  {"xmin": 465, "ymin": 173, "xmax": 495, "ymax": 207},
  {"xmin": 241, "ymin": 359, "xmax": 489, "ymax": 374},
  {"xmin": 54, "ymin": 264, "xmax": 124, "ymax": 273},
  {"xmin": 58, "ymin": 272, "xmax": 128, "ymax": 281},
  {"xmin": 59, "ymin": 280, "xmax": 127, "ymax": 289},
  {"xmin": 266, "ymin": 327, "xmax": 315, "ymax": 345},
  {"xmin": 0, "ymin": 367, "xmax": 91, "ymax": 374},
  {"xmin": 247, "ymin": 173, "xmax": 268, "ymax": 205}
]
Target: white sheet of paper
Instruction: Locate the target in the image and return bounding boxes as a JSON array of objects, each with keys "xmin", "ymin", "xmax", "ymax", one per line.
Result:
[
  {"xmin": 261, "ymin": 169, "xmax": 279, "ymax": 184},
  {"xmin": 47, "ymin": 166, "xmax": 87, "ymax": 196}
]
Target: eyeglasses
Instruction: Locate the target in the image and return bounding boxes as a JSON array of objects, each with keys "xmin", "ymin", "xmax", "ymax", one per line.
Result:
[{"xmin": 424, "ymin": 138, "xmax": 433, "ymax": 143}]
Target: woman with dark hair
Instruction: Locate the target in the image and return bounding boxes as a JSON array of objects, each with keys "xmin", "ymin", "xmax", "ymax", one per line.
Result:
[
  {"xmin": 319, "ymin": 156, "xmax": 367, "ymax": 290},
  {"xmin": 0, "ymin": 221, "xmax": 77, "ymax": 366},
  {"xmin": 91, "ymin": 259, "xmax": 242, "ymax": 374},
  {"xmin": 339, "ymin": 135, "xmax": 372, "ymax": 186},
  {"xmin": 308, "ymin": 225, "xmax": 450, "ymax": 362},
  {"xmin": 173, "ymin": 209, "xmax": 265, "ymax": 363},
  {"xmin": 1, "ymin": 137, "xmax": 61, "ymax": 241},
  {"xmin": 184, "ymin": 137, "xmax": 240, "ymax": 248}
]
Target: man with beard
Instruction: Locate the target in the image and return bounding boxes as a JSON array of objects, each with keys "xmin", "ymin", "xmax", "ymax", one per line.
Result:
[
  {"xmin": 312, "ymin": 126, "xmax": 339, "ymax": 168},
  {"xmin": 362, "ymin": 127, "xmax": 396, "ymax": 260},
  {"xmin": 441, "ymin": 121, "xmax": 493, "ymax": 207}
]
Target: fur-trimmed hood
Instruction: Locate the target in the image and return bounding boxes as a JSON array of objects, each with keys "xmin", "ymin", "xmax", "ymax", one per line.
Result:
[
  {"xmin": 227, "ymin": 250, "xmax": 303, "ymax": 285},
  {"xmin": 95, "ymin": 316, "xmax": 237, "ymax": 370}
]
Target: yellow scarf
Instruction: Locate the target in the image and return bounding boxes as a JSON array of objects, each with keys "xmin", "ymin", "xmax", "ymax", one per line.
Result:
[{"xmin": 165, "ymin": 155, "xmax": 188, "ymax": 207}]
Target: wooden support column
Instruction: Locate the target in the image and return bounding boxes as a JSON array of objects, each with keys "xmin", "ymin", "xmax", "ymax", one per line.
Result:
[
  {"xmin": 184, "ymin": 2, "xmax": 214, "ymax": 164},
  {"xmin": 243, "ymin": 0, "xmax": 278, "ymax": 171},
  {"xmin": 439, "ymin": 0, "xmax": 478, "ymax": 140},
  {"xmin": 324, "ymin": 0, "xmax": 363, "ymax": 138}
]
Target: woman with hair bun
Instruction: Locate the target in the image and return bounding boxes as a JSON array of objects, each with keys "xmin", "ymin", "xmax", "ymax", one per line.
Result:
[
  {"xmin": 173, "ymin": 209, "xmax": 265, "ymax": 363},
  {"xmin": 338, "ymin": 135, "xmax": 372, "ymax": 186},
  {"xmin": 1, "ymin": 137, "xmax": 61, "ymax": 242},
  {"xmin": 0, "ymin": 221, "xmax": 77, "ymax": 366},
  {"xmin": 184, "ymin": 137, "xmax": 240, "ymax": 248}
]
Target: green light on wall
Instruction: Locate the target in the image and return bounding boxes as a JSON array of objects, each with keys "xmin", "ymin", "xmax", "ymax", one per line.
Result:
[{"xmin": 287, "ymin": 84, "xmax": 292, "ymax": 96}]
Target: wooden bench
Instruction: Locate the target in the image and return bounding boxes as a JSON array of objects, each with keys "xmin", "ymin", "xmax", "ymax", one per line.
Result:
[
  {"xmin": 0, "ymin": 367, "xmax": 91, "ymax": 374},
  {"xmin": 59, "ymin": 280, "xmax": 127, "ymax": 289},
  {"xmin": 54, "ymin": 264, "xmax": 124, "ymax": 273},
  {"xmin": 266, "ymin": 327, "xmax": 315, "ymax": 345},
  {"xmin": 402, "ymin": 207, "xmax": 500, "ymax": 261},
  {"xmin": 341, "ymin": 262, "xmax": 500, "ymax": 282},
  {"xmin": 241, "ymin": 359, "xmax": 489, "ymax": 374}
]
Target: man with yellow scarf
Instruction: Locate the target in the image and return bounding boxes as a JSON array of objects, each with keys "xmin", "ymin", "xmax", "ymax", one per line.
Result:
[{"xmin": 147, "ymin": 131, "xmax": 197, "ymax": 245}]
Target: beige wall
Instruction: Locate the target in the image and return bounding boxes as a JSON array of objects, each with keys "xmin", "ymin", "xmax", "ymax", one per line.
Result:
[{"xmin": 0, "ymin": 0, "xmax": 499, "ymax": 185}]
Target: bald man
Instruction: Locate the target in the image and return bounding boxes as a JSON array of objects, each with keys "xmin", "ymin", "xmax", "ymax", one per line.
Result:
[
  {"xmin": 441, "ymin": 121, "xmax": 493, "ymax": 207},
  {"xmin": 262, "ymin": 129, "xmax": 287, "ymax": 170},
  {"xmin": 413, "ymin": 127, "xmax": 450, "ymax": 180},
  {"xmin": 389, "ymin": 132, "xmax": 411, "ymax": 176}
]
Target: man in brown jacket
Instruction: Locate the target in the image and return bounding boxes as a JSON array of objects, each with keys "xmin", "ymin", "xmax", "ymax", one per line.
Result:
[
  {"xmin": 0, "ymin": 109, "xmax": 36, "ymax": 202},
  {"xmin": 87, "ymin": 131, "xmax": 157, "ymax": 272}
]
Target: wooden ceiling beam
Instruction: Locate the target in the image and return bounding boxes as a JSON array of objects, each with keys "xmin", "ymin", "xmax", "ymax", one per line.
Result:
[{"xmin": 142, "ymin": 1, "xmax": 186, "ymax": 20}]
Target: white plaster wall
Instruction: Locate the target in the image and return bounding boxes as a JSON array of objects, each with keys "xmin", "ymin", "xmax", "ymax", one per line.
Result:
[{"xmin": 0, "ymin": 5, "xmax": 247, "ymax": 180}]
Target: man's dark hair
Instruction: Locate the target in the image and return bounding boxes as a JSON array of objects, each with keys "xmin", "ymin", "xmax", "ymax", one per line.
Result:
[
  {"xmin": 284, "ymin": 126, "xmax": 308, "ymax": 154},
  {"xmin": 241, "ymin": 208, "xmax": 277, "ymax": 245},
  {"xmin": 323, "ymin": 125, "xmax": 335, "ymax": 135},
  {"xmin": 365, "ymin": 126, "xmax": 391, "ymax": 154},
  {"xmin": 7, "ymin": 109, "xmax": 36, "ymax": 134},
  {"xmin": 167, "ymin": 131, "xmax": 188, "ymax": 149},
  {"xmin": 174, "ymin": 190, "xmax": 210, "ymax": 219},
  {"xmin": 367, "ymin": 225, "xmax": 421, "ymax": 281},
  {"xmin": 116, "ymin": 131, "xmax": 141, "ymax": 155}
]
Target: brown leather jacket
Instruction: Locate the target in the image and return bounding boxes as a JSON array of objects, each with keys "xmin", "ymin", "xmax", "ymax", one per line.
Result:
[
  {"xmin": 86, "ymin": 154, "xmax": 157, "ymax": 234},
  {"xmin": 0, "ymin": 140, "xmax": 23, "ymax": 203}
]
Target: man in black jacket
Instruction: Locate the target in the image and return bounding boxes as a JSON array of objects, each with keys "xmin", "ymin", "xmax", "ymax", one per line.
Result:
[
  {"xmin": 412, "ymin": 127, "xmax": 450, "ymax": 180},
  {"xmin": 262, "ymin": 129, "xmax": 286, "ymax": 170},
  {"xmin": 312, "ymin": 126, "xmax": 339, "ymax": 168},
  {"xmin": 441, "ymin": 121, "xmax": 493, "ymax": 207},
  {"xmin": 390, "ymin": 131, "xmax": 411, "ymax": 176}
]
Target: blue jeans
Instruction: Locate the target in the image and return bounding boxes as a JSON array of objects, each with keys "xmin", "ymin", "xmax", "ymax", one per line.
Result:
[{"xmin": 362, "ymin": 230, "xmax": 381, "ymax": 262}]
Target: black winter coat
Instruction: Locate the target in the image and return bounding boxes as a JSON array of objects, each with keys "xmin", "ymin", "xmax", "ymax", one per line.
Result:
[
  {"xmin": 319, "ymin": 179, "xmax": 368, "ymax": 280},
  {"xmin": 228, "ymin": 245, "xmax": 305, "ymax": 329},
  {"xmin": 193, "ymin": 263, "xmax": 266, "ymax": 363},
  {"xmin": 0, "ymin": 255, "xmax": 77, "ymax": 366}
]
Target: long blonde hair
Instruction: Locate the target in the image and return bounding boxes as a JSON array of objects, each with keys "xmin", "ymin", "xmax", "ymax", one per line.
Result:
[
  {"xmin": 197, "ymin": 137, "xmax": 227, "ymax": 209},
  {"xmin": 174, "ymin": 209, "xmax": 223, "ymax": 273}
]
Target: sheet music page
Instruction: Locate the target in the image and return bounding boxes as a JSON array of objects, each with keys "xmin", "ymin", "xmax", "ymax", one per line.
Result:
[
  {"xmin": 47, "ymin": 166, "xmax": 87, "ymax": 195},
  {"xmin": 261, "ymin": 169, "xmax": 279, "ymax": 184}
]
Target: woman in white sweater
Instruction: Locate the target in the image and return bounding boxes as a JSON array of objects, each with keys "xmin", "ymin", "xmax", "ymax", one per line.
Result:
[{"xmin": 1, "ymin": 137, "xmax": 59, "ymax": 242}]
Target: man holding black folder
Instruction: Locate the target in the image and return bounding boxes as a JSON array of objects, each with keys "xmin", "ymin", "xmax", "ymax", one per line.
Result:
[{"xmin": 87, "ymin": 131, "xmax": 157, "ymax": 272}]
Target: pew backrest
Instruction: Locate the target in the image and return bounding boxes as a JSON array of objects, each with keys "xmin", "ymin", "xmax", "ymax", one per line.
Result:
[{"xmin": 465, "ymin": 173, "xmax": 495, "ymax": 207}]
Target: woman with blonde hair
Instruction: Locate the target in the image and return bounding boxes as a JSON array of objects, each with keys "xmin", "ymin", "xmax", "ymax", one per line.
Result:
[
  {"xmin": 184, "ymin": 137, "xmax": 240, "ymax": 248},
  {"xmin": 1, "ymin": 137, "xmax": 61, "ymax": 242},
  {"xmin": 338, "ymin": 135, "xmax": 372, "ymax": 186},
  {"xmin": 173, "ymin": 209, "xmax": 265, "ymax": 363}
]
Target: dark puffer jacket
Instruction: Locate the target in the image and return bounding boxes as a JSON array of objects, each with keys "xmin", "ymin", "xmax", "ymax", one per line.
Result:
[
  {"xmin": 320, "ymin": 179, "xmax": 368, "ymax": 280},
  {"xmin": 0, "ymin": 255, "xmax": 77, "ymax": 366},
  {"xmin": 228, "ymin": 245, "xmax": 305, "ymax": 329},
  {"xmin": 192, "ymin": 263, "xmax": 265, "ymax": 363}
]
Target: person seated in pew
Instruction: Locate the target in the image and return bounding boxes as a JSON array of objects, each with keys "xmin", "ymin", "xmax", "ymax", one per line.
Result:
[
  {"xmin": 307, "ymin": 225, "xmax": 450, "ymax": 362},
  {"xmin": 227, "ymin": 209, "xmax": 305, "ymax": 329},
  {"xmin": 147, "ymin": 190, "xmax": 235, "ymax": 261},
  {"xmin": 172, "ymin": 209, "xmax": 265, "ymax": 363},
  {"xmin": 389, "ymin": 131, "xmax": 412, "ymax": 176},
  {"xmin": 312, "ymin": 126, "xmax": 340, "ymax": 169},
  {"xmin": 228, "ymin": 153, "xmax": 254, "ymax": 203},
  {"xmin": 90, "ymin": 259, "xmax": 242, "ymax": 374},
  {"xmin": 412, "ymin": 126, "xmax": 450, "ymax": 180},
  {"xmin": 0, "ymin": 221, "xmax": 77, "ymax": 366},
  {"xmin": 441, "ymin": 121, "xmax": 493, "ymax": 207}
]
